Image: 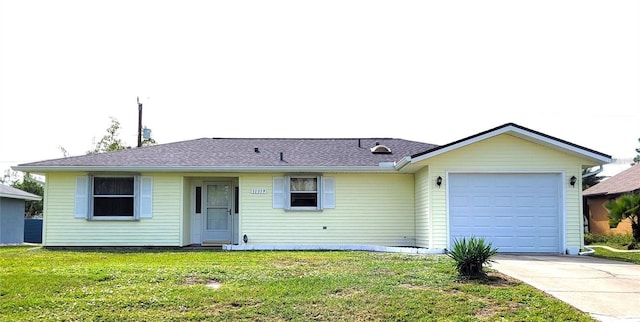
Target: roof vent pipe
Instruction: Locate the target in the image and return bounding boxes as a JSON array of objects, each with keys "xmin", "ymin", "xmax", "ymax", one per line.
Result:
[
  {"xmin": 254, "ymin": 147, "xmax": 259, "ymax": 153},
  {"xmin": 375, "ymin": 141, "xmax": 379, "ymax": 145},
  {"xmin": 280, "ymin": 152, "xmax": 284, "ymax": 161},
  {"xmin": 358, "ymin": 139, "xmax": 361, "ymax": 148}
]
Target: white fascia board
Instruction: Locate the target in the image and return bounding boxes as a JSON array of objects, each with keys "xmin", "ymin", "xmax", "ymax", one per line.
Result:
[
  {"xmin": 411, "ymin": 126, "xmax": 612, "ymax": 164},
  {"xmin": 12, "ymin": 165, "xmax": 400, "ymax": 174}
]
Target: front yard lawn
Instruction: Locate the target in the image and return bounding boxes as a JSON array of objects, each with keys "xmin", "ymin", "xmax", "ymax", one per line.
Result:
[
  {"xmin": 592, "ymin": 247, "xmax": 640, "ymax": 264},
  {"xmin": 0, "ymin": 247, "xmax": 593, "ymax": 321}
]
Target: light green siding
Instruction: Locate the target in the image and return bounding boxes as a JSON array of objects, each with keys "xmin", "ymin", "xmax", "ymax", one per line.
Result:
[
  {"xmin": 414, "ymin": 166, "xmax": 430, "ymax": 247},
  {"xmin": 240, "ymin": 173, "xmax": 416, "ymax": 246},
  {"xmin": 43, "ymin": 172, "xmax": 183, "ymax": 246},
  {"xmin": 414, "ymin": 134, "xmax": 588, "ymax": 251},
  {"xmin": 181, "ymin": 177, "xmax": 190, "ymax": 246}
]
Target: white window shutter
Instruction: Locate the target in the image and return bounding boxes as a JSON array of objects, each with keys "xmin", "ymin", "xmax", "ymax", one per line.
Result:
[
  {"xmin": 75, "ymin": 176, "xmax": 89, "ymax": 219},
  {"xmin": 273, "ymin": 177, "xmax": 285, "ymax": 209},
  {"xmin": 140, "ymin": 176, "xmax": 153, "ymax": 218},
  {"xmin": 322, "ymin": 177, "xmax": 335, "ymax": 209}
]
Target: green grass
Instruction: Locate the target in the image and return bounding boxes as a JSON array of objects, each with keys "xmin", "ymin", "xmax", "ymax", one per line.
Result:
[
  {"xmin": 0, "ymin": 247, "xmax": 594, "ymax": 321},
  {"xmin": 584, "ymin": 233, "xmax": 635, "ymax": 249},
  {"xmin": 592, "ymin": 247, "xmax": 640, "ymax": 264}
]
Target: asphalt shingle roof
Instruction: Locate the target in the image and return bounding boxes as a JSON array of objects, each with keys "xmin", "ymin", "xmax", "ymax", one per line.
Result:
[
  {"xmin": 0, "ymin": 184, "xmax": 42, "ymax": 201},
  {"xmin": 18, "ymin": 138, "xmax": 438, "ymax": 168},
  {"xmin": 583, "ymin": 163, "xmax": 640, "ymax": 197}
]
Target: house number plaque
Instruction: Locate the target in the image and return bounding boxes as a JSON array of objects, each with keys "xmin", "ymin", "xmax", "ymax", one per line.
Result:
[{"xmin": 251, "ymin": 188, "xmax": 267, "ymax": 194}]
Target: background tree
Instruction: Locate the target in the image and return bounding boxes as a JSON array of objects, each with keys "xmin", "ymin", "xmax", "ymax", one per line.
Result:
[
  {"xmin": 632, "ymin": 138, "xmax": 640, "ymax": 165},
  {"xmin": 1, "ymin": 169, "xmax": 20, "ymax": 185},
  {"xmin": 141, "ymin": 137, "xmax": 156, "ymax": 147},
  {"xmin": 605, "ymin": 193, "xmax": 640, "ymax": 248},
  {"xmin": 11, "ymin": 174, "xmax": 44, "ymax": 217},
  {"xmin": 582, "ymin": 167, "xmax": 606, "ymax": 190},
  {"xmin": 87, "ymin": 117, "xmax": 130, "ymax": 154},
  {"xmin": 58, "ymin": 145, "xmax": 70, "ymax": 157}
]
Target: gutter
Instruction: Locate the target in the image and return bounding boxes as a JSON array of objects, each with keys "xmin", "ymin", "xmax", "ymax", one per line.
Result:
[
  {"xmin": 582, "ymin": 165, "xmax": 603, "ymax": 178},
  {"xmin": 394, "ymin": 156, "xmax": 411, "ymax": 171}
]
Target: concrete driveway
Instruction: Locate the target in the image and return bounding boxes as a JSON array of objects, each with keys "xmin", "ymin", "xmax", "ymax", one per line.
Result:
[{"xmin": 491, "ymin": 254, "xmax": 640, "ymax": 322}]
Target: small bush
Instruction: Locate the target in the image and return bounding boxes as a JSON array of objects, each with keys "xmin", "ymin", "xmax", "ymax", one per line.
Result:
[
  {"xmin": 584, "ymin": 233, "xmax": 635, "ymax": 249},
  {"xmin": 446, "ymin": 236, "xmax": 498, "ymax": 278}
]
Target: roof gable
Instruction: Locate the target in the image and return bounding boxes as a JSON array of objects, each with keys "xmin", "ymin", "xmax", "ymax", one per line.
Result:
[
  {"xmin": 408, "ymin": 123, "xmax": 611, "ymax": 165},
  {"xmin": 583, "ymin": 164, "xmax": 640, "ymax": 197}
]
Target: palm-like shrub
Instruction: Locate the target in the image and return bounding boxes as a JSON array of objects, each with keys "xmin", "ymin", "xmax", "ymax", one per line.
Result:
[
  {"xmin": 606, "ymin": 193, "xmax": 640, "ymax": 248},
  {"xmin": 446, "ymin": 236, "xmax": 498, "ymax": 278}
]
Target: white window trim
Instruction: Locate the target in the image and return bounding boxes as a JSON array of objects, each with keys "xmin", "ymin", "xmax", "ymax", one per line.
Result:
[
  {"xmin": 89, "ymin": 175, "xmax": 140, "ymax": 221},
  {"xmin": 285, "ymin": 175, "xmax": 322, "ymax": 211},
  {"xmin": 272, "ymin": 175, "xmax": 335, "ymax": 211}
]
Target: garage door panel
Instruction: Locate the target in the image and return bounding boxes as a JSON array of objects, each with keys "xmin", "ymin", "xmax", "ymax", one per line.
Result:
[
  {"xmin": 516, "ymin": 216, "xmax": 535, "ymax": 226},
  {"xmin": 516, "ymin": 197, "xmax": 537, "ymax": 206},
  {"xmin": 471, "ymin": 197, "xmax": 491, "ymax": 206},
  {"xmin": 495, "ymin": 197, "xmax": 512, "ymax": 206},
  {"xmin": 538, "ymin": 218, "xmax": 557, "ymax": 227},
  {"xmin": 449, "ymin": 173, "xmax": 561, "ymax": 253},
  {"xmin": 496, "ymin": 219, "xmax": 515, "ymax": 227},
  {"xmin": 538, "ymin": 197, "xmax": 557, "ymax": 207}
]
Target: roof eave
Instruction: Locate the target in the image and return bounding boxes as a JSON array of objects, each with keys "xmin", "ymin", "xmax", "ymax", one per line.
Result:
[
  {"xmin": 584, "ymin": 188, "xmax": 640, "ymax": 198},
  {"xmin": 12, "ymin": 165, "xmax": 401, "ymax": 174},
  {"xmin": 0, "ymin": 193, "xmax": 42, "ymax": 201}
]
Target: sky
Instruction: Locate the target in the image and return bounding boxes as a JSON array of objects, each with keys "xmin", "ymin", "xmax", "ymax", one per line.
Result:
[{"xmin": 1, "ymin": 1, "xmax": 638, "ymax": 179}]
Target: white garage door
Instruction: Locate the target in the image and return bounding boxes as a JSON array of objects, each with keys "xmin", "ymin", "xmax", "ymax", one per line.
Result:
[{"xmin": 449, "ymin": 173, "xmax": 561, "ymax": 253}]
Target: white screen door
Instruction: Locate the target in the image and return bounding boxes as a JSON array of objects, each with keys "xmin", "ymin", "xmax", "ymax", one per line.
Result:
[{"xmin": 202, "ymin": 182, "xmax": 232, "ymax": 244}]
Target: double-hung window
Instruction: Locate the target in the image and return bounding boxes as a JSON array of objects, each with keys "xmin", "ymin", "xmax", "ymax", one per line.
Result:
[
  {"xmin": 272, "ymin": 175, "xmax": 335, "ymax": 210},
  {"xmin": 289, "ymin": 177, "xmax": 318, "ymax": 208},
  {"xmin": 92, "ymin": 177, "xmax": 135, "ymax": 217},
  {"xmin": 75, "ymin": 175, "xmax": 153, "ymax": 220}
]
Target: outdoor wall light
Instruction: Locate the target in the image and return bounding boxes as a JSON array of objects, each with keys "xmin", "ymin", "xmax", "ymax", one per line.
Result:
[
  {"xmin": 570, "ymin": 176, "xmax": 577, "ymax": 187},
  {"xmin": 243, "ymin": 234, "xmax": 248, "ymax": 244},
  {"xmin": 436, "ymin": 176, "xmax": 443, "ymax": 187}
]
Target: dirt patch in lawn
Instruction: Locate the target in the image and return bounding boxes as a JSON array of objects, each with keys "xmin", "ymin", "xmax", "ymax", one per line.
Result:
[
  {"xmin": 482, "ymin": 271, "xmax": 520, "ymax": 287},
  {"xmin": 184, "ymin": 276, "xmax": 222, "ymax": 290}
]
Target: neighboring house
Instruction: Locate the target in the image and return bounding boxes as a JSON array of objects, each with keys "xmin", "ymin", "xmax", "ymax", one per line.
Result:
[
  {"xmin": 0, "ymin": 184, "xmax": 42, "ymax": 244},
  {"xmin": 583, "ymin": 164, "xmax": 640, "ymax": 235},
  {"xmin": 13, "ymin": 123, "xmax": 611, "ymax": 254}
]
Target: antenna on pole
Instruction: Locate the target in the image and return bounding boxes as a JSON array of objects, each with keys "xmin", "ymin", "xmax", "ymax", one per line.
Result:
[{"xmin": 137, "ymin": 97, "xmax": 143, "ymax": 148}]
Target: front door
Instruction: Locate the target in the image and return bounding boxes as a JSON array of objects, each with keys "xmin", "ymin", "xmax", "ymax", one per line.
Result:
[{"xmin": 202, "ymin": 182, "xmax": 232, "ymax": 244}]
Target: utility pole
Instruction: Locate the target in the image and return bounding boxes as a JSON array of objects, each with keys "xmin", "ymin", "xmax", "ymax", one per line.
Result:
[{"xmin": 137, "ymin": 97, "xmax": 143, "ymax": 148}]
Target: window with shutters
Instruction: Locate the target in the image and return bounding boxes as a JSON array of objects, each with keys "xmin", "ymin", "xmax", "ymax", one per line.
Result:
[
  {"xmin": 272, "ymin": 175, "xmax": 335, "ymax": 211},
  {"xmin": 75, "ymin": 175, "xmax": 153, "ymax": 220}
]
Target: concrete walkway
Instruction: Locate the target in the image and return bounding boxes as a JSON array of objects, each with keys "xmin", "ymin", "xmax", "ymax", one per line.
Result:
[{"xmin": 491, "ymin": 254, "xmax": 640, "ymax": 322}]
